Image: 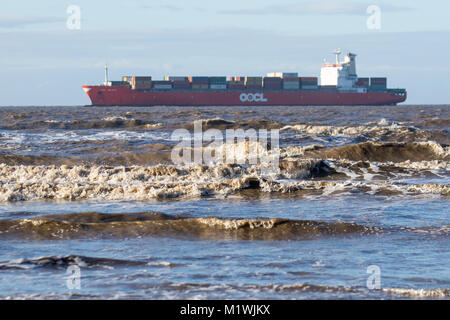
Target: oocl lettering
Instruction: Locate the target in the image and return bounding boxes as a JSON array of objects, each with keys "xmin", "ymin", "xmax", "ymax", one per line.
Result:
[{"xmin": 239, "ymin": 93, "xmax": 268, "ymax": 102}]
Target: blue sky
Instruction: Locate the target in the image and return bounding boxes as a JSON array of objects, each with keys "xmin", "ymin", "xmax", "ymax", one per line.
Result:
[{"xmin": 1, "ymin": 0, "xmax": 449, "ymax": 105}]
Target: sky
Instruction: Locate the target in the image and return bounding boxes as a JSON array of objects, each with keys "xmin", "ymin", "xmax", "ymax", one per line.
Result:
[{"xmin": 0, "ymin": 0, "xmax": 449, "ymax": 105}]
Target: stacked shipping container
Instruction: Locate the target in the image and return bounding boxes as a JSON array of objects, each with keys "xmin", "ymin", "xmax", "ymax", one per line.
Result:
[
  {"xmin": 370, "ymin": 77, "xmax": 387, "ymax": 89},
  {"xmin": 300, "ymin": 77, "xmax": 318, "ymax": 89},
  {"xmin": 355, "ymin": 77, "xmax": 369, "ymax": 87},
  {"xmin": 263, "ymin": 77, "xmax": 282, "ymax": 90},
  {"xmin": 189, "ymin": 76, "xmax": 209, "ymax": 90},
  {"xmin": 267, "ymin": 72, "xmax": 298, "ymax": 78},
  {"xmin": 131, "ymin": 76, "xmax": 152, "ymax": 89},
  {"xmin": 110, "ymin": 81, "xmax": 130, "ymax": 87},
  {"xmin": 164, "ymin": 76, "xmax": 191, "ymax": 89},
  {"xmin": 118, "ymin": 73, "xmax": 385, "ymax": 92},
  {"xmin": 227, "ymin": 77, "xmax": 245, "ymax": 89},
  {"xmin": 152, "ymin": 80, "xmax": 172, "ymax": 90},
  {"xmin": 283, "ymin": 77, "xmax": 300, "ymax": 90},
  {"xmin": 245, "ymin": 77, "xmax": 263, "ymax": 89},
  {"xmin": 209, "ymin": 76, "xmax": 227, "ymax": 89}
]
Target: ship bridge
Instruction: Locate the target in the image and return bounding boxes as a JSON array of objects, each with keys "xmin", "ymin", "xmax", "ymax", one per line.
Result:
[{"xmin": 320, "ymin": 50, "xmax": 360, "ymax": 91}]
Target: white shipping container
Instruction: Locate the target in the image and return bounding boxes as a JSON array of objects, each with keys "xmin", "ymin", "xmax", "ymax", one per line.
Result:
[
  {"xmin": 267, "ymin": 72, "xmax": 283, "ymax": 78},
  {"xmin": 164, "ymin": 76, "xmax": 188, "ymax": 81},
  {"xmin": 210, "ymin": 84, "xmax": 227, "ymax": 89},
  {"xmin": 268, "ymin": 72, "xmax": 299, "ymax": 78}
]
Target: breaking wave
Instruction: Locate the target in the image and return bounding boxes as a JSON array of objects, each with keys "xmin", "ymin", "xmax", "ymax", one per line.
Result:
[
  {"xmin": 0, "ymin": 158, "xmax": 447, "ymax": 202},
  {"xmin": 281, "ymin": 122, "xmax": 449, "ymax": 144},
  {"xmin": 0, "ymin": 211, "xmax": 381, "ymax": 240},
  {"xmin": 298, "ymin": 141, "xmax": 449, "ymax": 162},
  {"xmin": 0, "ymin": 211, "xmax": 447, "ymax": 240},
  {"xmin": 0, "ymin": 116, "xmax": 162, "ymax": 130},
  {"xmin": 0, "ymin": 255, "xmax": 148, "ymax": 270}
]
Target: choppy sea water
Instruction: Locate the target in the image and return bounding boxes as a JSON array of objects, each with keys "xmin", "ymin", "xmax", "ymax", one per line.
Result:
[{"xmin": 0, "ymin": 105, "xmax": 448, "ymax": 300}]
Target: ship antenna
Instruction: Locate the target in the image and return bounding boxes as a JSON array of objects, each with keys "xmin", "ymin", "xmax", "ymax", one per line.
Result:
[
  {"xmin": 333, "ymin": 49, "xmax": 342, "ymax": 64},
  {"xmin": 104, "ymin": 64, "xmax": 109, "ymax": 85}
]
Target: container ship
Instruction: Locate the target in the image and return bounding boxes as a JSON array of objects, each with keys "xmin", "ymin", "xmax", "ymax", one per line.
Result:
[{"xmin": 82, "ymin": 50, "xmax": 407, "ymax": 106}]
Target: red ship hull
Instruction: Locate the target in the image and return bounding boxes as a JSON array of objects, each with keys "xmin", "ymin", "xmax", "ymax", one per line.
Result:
[{"xmin": 82, "ymin": 85, "xmax": 407, "ymax": 106}]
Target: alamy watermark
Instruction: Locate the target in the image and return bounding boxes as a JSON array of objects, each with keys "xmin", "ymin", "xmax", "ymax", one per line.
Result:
[
  {"xmin": 66, "ymin": 265, "xmax": 81, "ymax": 290},
  {"xmin": 170, "ymin": 122, "xmax": 280, "ymax": 175},
  {"xmin": 66, "ymin": 5, "xmax": 81, "ymax": 30},
  {"xmin": 366, "ymin": 5, "xmax": 381, "ymax": 30},
  {"xmin": 366, "ymin": 265, "xmax": 381, "ymax": 289}
]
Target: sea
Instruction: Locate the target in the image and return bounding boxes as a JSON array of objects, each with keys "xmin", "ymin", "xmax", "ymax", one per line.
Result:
[{"xmin": 0, "ymin": 105, "xmax": 448, "ymax": 299}]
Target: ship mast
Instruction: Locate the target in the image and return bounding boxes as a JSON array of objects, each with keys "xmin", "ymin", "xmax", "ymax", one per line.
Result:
[
  {"xmin": 333, "ymin": 49, "xmax": 342, "ymax": 64},
  {"xmin": 104, "ymin": 64, "xmax": 109, "ymax": 85}
]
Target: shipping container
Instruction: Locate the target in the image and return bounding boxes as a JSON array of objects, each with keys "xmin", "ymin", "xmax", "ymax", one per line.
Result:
[
  {"xmin": 300, "ymin": 77, "xmax": 318, "ymax": 82},
  {"xmin": 173, "ymin": 82, "xmax": 191, "ymax": 89},
  {"xmin": 370, "ymin": 77, "xmax": 387, "ymax": 85},
  {"xmin": 282, "ymin": 72, "xmax": 298, "ymax": 78},
  {"xmin": 264, "ymin": 83, "xmax": 282, "ymax": 90},
  {"xmin": 301, "ymin": 85, "xmax": 318, "ymax": 90},
  {"xmin": 189, "ymin": 76, "xmax": 209, "ymax": 82},
  {"xmin": 210, "ymin": 84, "xmax": 227, "ymax": 89},
  {"xmin": 263, "ymin": 77, "xmax": 282, "ymax": 82},
  {"xmin": 283, "ymin": 77, "xmax": 299, "ymax": 82},
  {"xmin": 164, "ymin": 76, "xmax": 189, "ymax": 81},
  {"xmin": 191, "ymin": 84, "xmax": 209, "ymax": 89},
  {"xmin": 319, "ymin": 85, "xmax": 338, "ymax": 89},
  {"xmin": 266, "ymin": 72, "xmax": 283, "ymax": 78},
  {"xmin": 246, "ymin": 84, "xmax": 263, "ymax": 89},
  {"xmin": 267, "ymin": 72, "xmax": 298, "ymax": 78},
  {"xmin": 356, "ymin": 78, "xmax": 370, "ymax": 87},
  {"xmin": 245, "ymin": 77, "xmax": 263, "ymax": 86},
  {"xmin": 228, "ymin": 76, "xmax": 245, "ymax": 82},
  {"xmin": 132, "ymin": 76, "xmax": 152, "ymax": 82},
  {"xmin": 209, "ymin": 76, "xmax": 227, "ymax": 84},
  {"xmin": 131, "ymin": 76, "xmax": 152, "ymax": 88},
  {"xmin": 153, "ymin": 84, "xmax": 173, "ymax": 89},
  {"xmin": 283, "ymin": 82, "xmax": 300, "ymax": 90},
  {"xmin": 370, "ymin": 85, "xmax": 387, "ymax": 90},
  {"xmin": 133, "ymin": 80, "xmax": 152, "ymax": 84},
  {"xmin": 110, "ymin": 81, "xmax": 130, "ymax": 86},
  {"xmin": 152, "ymin": 80, "xmax": 171, "ymax": 85},
  {"xmin": 131, "ymin": 77, "xmax": 152, "ymax": 89},
  {"xmin": 227, "ymin": 84, "xmax": 246, "ymax": 89}
]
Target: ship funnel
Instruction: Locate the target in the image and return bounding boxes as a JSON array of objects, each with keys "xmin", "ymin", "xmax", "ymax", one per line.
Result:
[{"xmin": 344, "ymin": 53, "xmax": 357, "ymax": 76}]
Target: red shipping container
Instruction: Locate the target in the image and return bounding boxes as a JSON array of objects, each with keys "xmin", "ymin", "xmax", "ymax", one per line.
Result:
[
  {"xmin": 300, "ymin": 77, "xmax": 318, "ymax": 82},
  {"xmin": 264, "ymin": 77, "xmax": 282, "ymax": 82}
]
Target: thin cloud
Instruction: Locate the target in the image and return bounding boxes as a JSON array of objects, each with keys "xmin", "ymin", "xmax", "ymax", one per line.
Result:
[
  {"xmin": 220, "ymin": 1, "xmax": 411, "ymax": 16},
  {"xmin": 0, "ymin": 15, "xmax": 65, "ymax": 28}
]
